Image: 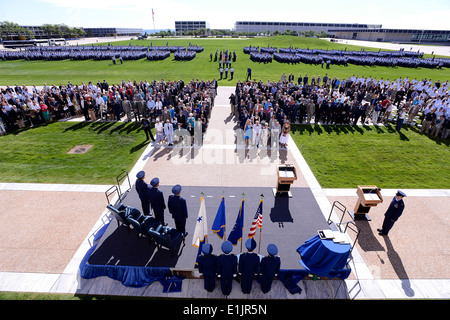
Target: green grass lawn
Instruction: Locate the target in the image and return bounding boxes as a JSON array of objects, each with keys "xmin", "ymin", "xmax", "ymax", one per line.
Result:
[
  {"xmin": 1, "ymin": 36, "xmax": 449, "ymax": 86},
  {"xmin": 0, "ymin": 121, "xmax": 151, "ymax": 185},
  {"xmin": 290, "ymin": 124, "xmax": 450, "ymax": 189}
]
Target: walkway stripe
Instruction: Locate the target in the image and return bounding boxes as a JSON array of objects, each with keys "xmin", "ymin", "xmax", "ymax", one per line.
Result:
[{"xmin": 0, "ymin": 183, "xmax": 111, "ymax": 192}]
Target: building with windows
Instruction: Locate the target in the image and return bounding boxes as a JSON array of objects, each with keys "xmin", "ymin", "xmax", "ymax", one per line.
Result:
[
  {"xmin": 330, "ymin": 28, "xmax": 450, "ymax": 44},
  {"xmin": 175, "ymin": 21, "xmax": 210, "ymax": 34},
  {"xmin": 234, "ymin": 21, "xmax": 382, "ymax": 34},
  {"xmin": 83, "ymin": 28, "xmax": 143, "ymax": 37}
]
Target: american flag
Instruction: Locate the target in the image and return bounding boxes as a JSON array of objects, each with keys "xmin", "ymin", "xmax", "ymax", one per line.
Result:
[
  {"xmin": 248, "ymin": 200, "xmax": 263, "ymax": 239},
  {"xmin": 152, "ymin": 8, "xmax": 155, "ymax": 21}
]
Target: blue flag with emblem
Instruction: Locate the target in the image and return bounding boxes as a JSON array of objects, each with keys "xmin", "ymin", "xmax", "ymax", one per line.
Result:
[
  {"xmin": 211, "ymin": 196, "xmax": 226, "ymax": 239},
  {"xmin": 227, "ymin": 199, "xmax": 244, "ymax": 246}
]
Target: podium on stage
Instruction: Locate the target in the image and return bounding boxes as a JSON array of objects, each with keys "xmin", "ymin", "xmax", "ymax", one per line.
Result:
[
  {"xmin": 349, "ymin": 185, "xmax": 383, "ymax": 221},
  {"xmin": 273, "ymin": 164, "xmax": 297, "ymax": 197}
]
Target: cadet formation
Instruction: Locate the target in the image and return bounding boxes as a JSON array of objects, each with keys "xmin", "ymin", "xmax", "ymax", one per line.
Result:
[
  {"xmin": 0, "ymin": 44, "xmax": 203, "ymax": 62},
  {"xmin": 246, "ymin": 46, "xmax": 450, "ymax": 69}
]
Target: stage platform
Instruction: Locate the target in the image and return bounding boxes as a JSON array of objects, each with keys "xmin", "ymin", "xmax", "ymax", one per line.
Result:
[{"xmin": 85, "ymin": 185, "xmax": 331, "ymax": 273}]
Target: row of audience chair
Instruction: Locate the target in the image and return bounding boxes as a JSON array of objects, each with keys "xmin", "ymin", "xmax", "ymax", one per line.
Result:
[{"xmin": 106, "ymin": 203, "xmax": 184, "ymax": 256}]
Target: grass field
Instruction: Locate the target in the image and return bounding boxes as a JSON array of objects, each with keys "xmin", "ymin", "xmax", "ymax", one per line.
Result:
[
  {"xmin": 1, "ymin": 36, "xmax": 449, "ymax": 86},
  {"xmin": 0, "ymin": 121, "xmax": 150, "ymax": 185},
  {"xmin": 290, "ymin": 124, "xmax": 450, "ymax": 189}
]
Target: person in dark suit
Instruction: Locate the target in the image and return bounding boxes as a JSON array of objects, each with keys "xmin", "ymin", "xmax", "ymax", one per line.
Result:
[
  {"xmin": 378, "ymin": 190, "xmax": 406, "ymax": 236},
  {"xmin": 260, "ymin": 244, "xmax": 281, "ymax": 293},
  {"xmin": 148, "ymin": 177, "xmax": 166, "ymax": 224},
  {"xmin": 168, "ymin": 184, "xmax": 188, "ymax": 236},
  {"xmin": 197, "ymin": 243, "xmax": 217, "ymax": 292},
  {"xmin": 135, "ymin": 171, "xmax": 150, "ymax": 216},
  {"xmin": 238, "ymin": 238, "xmax": 260, "ymax": 294},
  {"xmin": 216, "ymin": 241, "xmax": 238, "ymax": 296},
  {"xmin": 141, "ymin": 118, "xmax": 155, "ymax": 141}
]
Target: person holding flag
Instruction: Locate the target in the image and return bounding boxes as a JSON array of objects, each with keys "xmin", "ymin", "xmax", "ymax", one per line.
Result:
[
  {"xmin": 260, "ymin": 244, "xmax": 281, "ymax": 294},
  {"xmin": 211, "ymin": 195, "xmax": 226, "ymax": 239},
  {"xmin": 197, "ymin": 243, "xmax": 217, "ymax": 292},
  {"xmin": 216, "ymin": 241, "xmax": 238, "ymax": 296},
  {"xmin": 192, "ymin": 195, "xmax": 208, "ymax": 266},
  {"xmin": 238, "ymin": 238, "xmax": 260, "ymax": 294}
]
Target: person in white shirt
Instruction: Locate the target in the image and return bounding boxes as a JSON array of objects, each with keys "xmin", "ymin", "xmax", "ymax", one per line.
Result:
[
  {"xmin": 252, "ymin": 120, "xmax": 262, "ymax": 147},
  {"xmin": 163, "ymin": 119, "xmax": 174, "ymax": 146},
  {"xmin": 155, "ymin": 118, "xmax": 164, "ymax": 144}
]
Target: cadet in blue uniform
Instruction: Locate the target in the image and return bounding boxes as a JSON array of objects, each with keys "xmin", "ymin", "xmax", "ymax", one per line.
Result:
[
  {"xmin": 260, "ymin": 244, "xmax": 281, "ymax": 294},
  {"xmin": 167, "ymin": 184, "xmax": 188, "ymax": 236},
  {"xmin": 148, "ymin": 177, "xmax": 166, "ymax": 225},
  {"xmin": 216, "ymin": 241, "xmax": 238, "ymax": 296},
  {"xmin": 238, "ymin": 238, "xmax": 260, "ymax": 294},
  {"xmin": 197, "ymin": 243, "xmax": 217, "ymax": 292},
  {"xmin": 378, "ymin": 190, "xmax": 406, "ymax": 236},
  {"xmin": 135, "ymin": 171, "xmax": 150, "ymax": 216}
]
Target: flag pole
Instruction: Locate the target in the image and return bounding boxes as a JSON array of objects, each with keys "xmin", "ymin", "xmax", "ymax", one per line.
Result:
[
  {"xmin": 240, "ymin": 193, "xmax": 245, "ymax": 253},
  {"xmin": 222, "ymin": 191, "xmax": 226, "ymax": 241},
  {"xmin": 258, "ymin": 194, "xmax": 264, "ymax": 254},
  {"xmin": 201, "ymin": 192, "xmax": 207, "ymax": 244}
]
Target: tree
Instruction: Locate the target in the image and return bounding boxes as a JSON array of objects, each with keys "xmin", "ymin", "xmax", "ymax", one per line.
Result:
[{"xmin": 0, "ymin": 21, "xmax": 33, "ymax": 40}]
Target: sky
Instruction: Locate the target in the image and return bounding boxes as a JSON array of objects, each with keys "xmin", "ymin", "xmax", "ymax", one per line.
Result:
[{"xmin": 1, "ymin": 0, "xmax": 450, "ymax": 31}]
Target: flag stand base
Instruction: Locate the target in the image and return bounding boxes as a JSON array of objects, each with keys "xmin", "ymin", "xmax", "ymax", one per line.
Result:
[{"xmin": 272, "ymin": 188, "xmax": 293, "ymax": 198}]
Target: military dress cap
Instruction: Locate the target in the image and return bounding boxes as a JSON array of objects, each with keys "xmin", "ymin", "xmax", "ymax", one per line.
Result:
[
  {"xmin": 136, "ymin": 171, "xmax": 145, "ymax": 179},
  {"xmin": 221, "ymin": 240, "xmax": 233, "ymax": 254},
  {"xmin": 150, "ymin": 177, "xmax": 159, "ymax": 186},
  {"xmin": 267, "ymin": 244, "xmax": 278, "ymax": 256},
  {"xmin": 245, "ymin": 238, "xmax": 257, "ymax": 251},
  {"xmin": 172, "ymin": 184, "xmax": 182, "ymax": 194},
  {"xmin": 396, "ymin": 190, "xmax": 407, "ymax": 197},
  {"xmin": 202, "ymin": 243, "xmax": 213, "ymax": 255}
]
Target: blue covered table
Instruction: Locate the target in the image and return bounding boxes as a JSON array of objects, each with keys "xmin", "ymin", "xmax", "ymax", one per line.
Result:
[{"xmin": 296, "ymin": 234, "xmax": 351, "ymax": 279}]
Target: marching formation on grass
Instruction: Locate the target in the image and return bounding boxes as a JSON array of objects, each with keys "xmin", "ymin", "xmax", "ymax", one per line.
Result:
[
  {"xmin": 245, "ymin": 46, "xmax": 450, "ymax": 69},
  {"xmin": 0, "ymin": 44, "xmax": 204, "ymax": 62}
]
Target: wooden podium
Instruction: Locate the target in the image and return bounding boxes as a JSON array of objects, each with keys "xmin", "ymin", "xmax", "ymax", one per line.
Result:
[
  {"xmin": 273, "ymin": 164, "xmax": 297, "ymax": 197},
  {"xmin": 348, "ymin": 185, "xmax": 383, "ymax": 221}
]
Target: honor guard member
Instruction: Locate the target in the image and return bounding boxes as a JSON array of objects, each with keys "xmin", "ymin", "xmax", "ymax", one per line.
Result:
[
  {"xmin": 238, "ymin": 238, "xmax": 261, "ymax": 294},
  {"xmin": 216, "ymin": 241, "xmax": 238, "ymax": 296},
  {"xmin": 197, "ymin": 243, "xmax": 217, "ymax": 292},
  {"xmin": 378, "ymin": 190, "xmax": 406, "ymax": 236},
  {"xmin": 260, "ymin": 244, "xmax": 281, "ymax": 294},
  {"xmin": 148, "ymin": 177, "xmax": 166, "ymax": 225},
  {"xmin": 135, "ymin": 171, "xmax": 150, "ymax": 216},
  {"xmin": 168, "ymin": 184, "xmax": 188, "ymax": 236}
]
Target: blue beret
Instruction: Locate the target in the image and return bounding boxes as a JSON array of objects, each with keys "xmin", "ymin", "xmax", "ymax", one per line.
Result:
[
  {"xmin": 396, "ymin": 190, "xmax": 406, "ymax": 197},
  {"xmin": 202, "ymin": 243, "xmax": 213, "ymax": 255},
  {"xmin": 172, "ymin": 184, "xmax": 182, "ymax": 194},
  {"xmin": 267, "ymin": 244, "xmax": 278, "ymax": 256},
  {"xmin": 150, "ymin": 177, "xmax": 159, "ymax": 186},
  {"xmin": 245, "ymin": 238, "xmax": 257, "ymax": 251},
  {"xmin": 221, "ymin": 241, "xmax": 233, "ymax": 254},
  {"xmin": 136, "ymin": 171, "xmax": 145, "ymax": 179}
]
